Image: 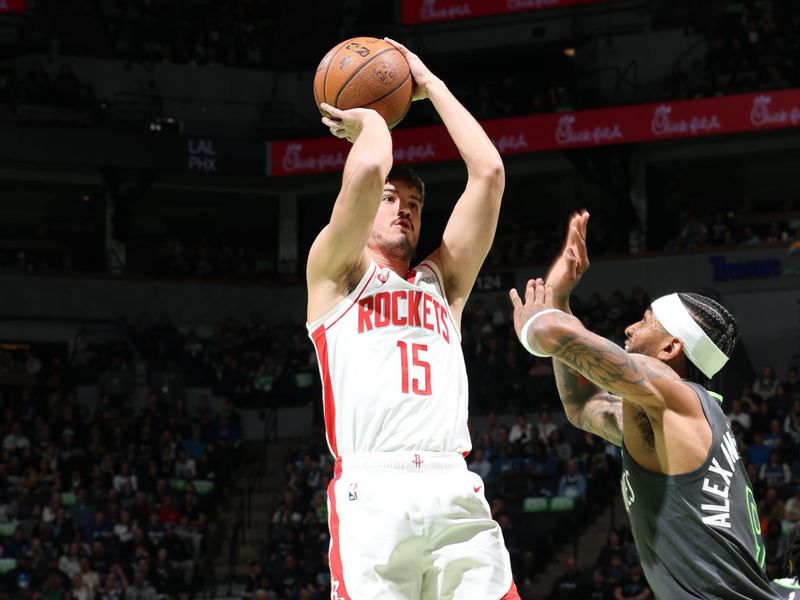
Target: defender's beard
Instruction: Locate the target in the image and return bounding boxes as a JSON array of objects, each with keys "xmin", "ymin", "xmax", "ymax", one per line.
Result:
[{"xmin": 369, "ymin": 230, "xmax": 415, "ymax": 262}]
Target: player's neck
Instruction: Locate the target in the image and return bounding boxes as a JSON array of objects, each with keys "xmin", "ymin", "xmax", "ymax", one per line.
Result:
[{"xmin": 367, "ymin": 249, "xmax": 411, "ymax": 276}]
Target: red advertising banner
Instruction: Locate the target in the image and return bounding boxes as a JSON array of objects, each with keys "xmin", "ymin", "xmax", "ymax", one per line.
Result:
[
  {"xmin": 0, "ymin": 0, "xmax": 25, "ymax": 14},
  {"xmin": 268, "ymin": 89, "xmax": 800, "ymax": 177},
  {"xmin": 402, "ymin": 0, "xmax": 605, "ymax": 25}
]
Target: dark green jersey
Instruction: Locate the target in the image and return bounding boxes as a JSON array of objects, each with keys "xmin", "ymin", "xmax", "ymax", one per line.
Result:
[
  {"xmin": 771, "ymin": 578, "xmax": 800, "ymax": 598},
  {"xmin": 620, "ymin": 382, "xmax": 780, "ymax": 599}
]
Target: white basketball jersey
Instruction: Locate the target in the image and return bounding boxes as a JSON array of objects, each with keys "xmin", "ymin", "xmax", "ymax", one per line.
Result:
[{"xmin": 307, "ymin": 259, "xmax": 471, "ymax": 458}]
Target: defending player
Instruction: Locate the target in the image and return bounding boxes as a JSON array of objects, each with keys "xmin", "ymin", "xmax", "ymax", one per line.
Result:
[
  {"xmin": 306, "ymin": 39, "xmax": 519, "ymax": 599},
  {"xmin": 509, "ymin": 211, "xmax": 781, "ymax": 599}
]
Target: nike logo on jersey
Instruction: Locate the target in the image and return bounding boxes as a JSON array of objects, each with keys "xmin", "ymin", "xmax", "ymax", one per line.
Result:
[{"xmin": 473, "ymin": 485, "xmax": 482, "ymax": 493}]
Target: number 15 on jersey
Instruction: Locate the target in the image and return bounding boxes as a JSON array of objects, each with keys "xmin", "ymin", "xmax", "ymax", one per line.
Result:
[{"xmin": 397, "ymin": 341, "xmax": 432, "ymax": 396}]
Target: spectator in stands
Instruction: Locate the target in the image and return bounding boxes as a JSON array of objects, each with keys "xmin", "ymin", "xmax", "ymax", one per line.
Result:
[
  {"xmin": 124, "ymin": 570, "xmax": 156, "ymax": 600},
  {"xmin": 759, "ymin": 450, "xmax": 791, "ymax": 491},
  {"xmin": 785, "ymin": 400, "xmax": 800, "ymax": 445},
  {"xmin": 467, "ymin": 447, "xmax": 492, "ymax": 480},
  {"xmin": 785, "ymin": 485, "xmax": 800, "ymax": 522},
  {"xmin": 535, "ymin": 408, "xmax": 557, "ymax": 443},
  {"xmin": 70, "ymin": 573, "xmax": 91, "ymax": 600},
  {"xmin": 784, "ymin": 366, "xmax": 800, "ymax": 396},
  {"xmin": 601, "ymin": 552, "xmax": 628, "ymax": 590},
  {"xmin": 613, "ymin": 562, "xmax": 651, "ymax": 599},
  {"xmin": 3, "ymin": 422, "xmax": 30, "ymax": 451},
  {"xmin": 548, "ymin": 429, "xmax": 573, "ymax": 464},
  {"xmin": 112, "ymin": 462, "xmax": 138, "ymax": 493},
  {"xmin": 174, "ymin": 448, "xmax": 196, "ymax": 479},
  {"xmin": 754, "ymin": 365, "xmax": 780, "ymax": 400},
  {"xmin": 764, "ymin": 418, "xmax": 787, "ymax": 449},
  {"xmin": 509, "ymin": 413, "xmax": 533, "ymax": 444},
  {"xmin": 99, "ymin": 566, "xmax": 128, "ymax": 599},
  {"xmin": 677, "ymin": 214, "xmax": 708, "ymax": 249},
  {"xmin": 585, "ymin": 566, "xmax": 613, "ymax": 600},
  {"xmin": 727, "ymin": 398, "xmax": 752, "ymax": 431},
  {"xmin": 549, "ymin": 556, "xmax": 584, "ymax": 599},
  {"xmin": 758, "ymin": 486, "xmax": 786, "ymax": 522},
  {"xmin": 747, "ymin": 432, "xmax": 773, "ymax": 467},
  {"xmin": 558, "ymin": 459, "xmax": 587, "ymax": 501}
]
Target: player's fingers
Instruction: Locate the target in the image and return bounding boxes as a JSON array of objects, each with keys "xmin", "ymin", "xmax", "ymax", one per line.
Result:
[
  {"xmin": 321, "ymin": 116, "xmax": 341, "ymax": 129},
  {"xmin": 534, "ymin": 278, "xmax": 545, "ymax": 304},
  {"xmin": 574, "ymin": 226, "xmax": 590, "ymax": 266},
  {"xmin": 383, "ymin": 37, "xmax": 409, "ymax": 53},
  {"xmin": 567, "ymin": 221, "xmax": 581, "ymax": 248},
  {"xmin": 544, "ymin": 283, "xmax": 554, "ymax": 305},
  {"xmin": 565, "ymin": 247, "xmax": 577, "ymax": 273},
  {"xmin": 509, "ymin": 288, "xmax": 522, "ymax": 310},
  {"xmin": 525, "ymin": 278, "xmax": 536, "ymax": 305},
  {"xmin": 580, "ymin": 211, "xmax": 590, "ymax": 238},
  {"xmin": 320, "ymin": 103, "xmax": 343, "ymax": 119}
]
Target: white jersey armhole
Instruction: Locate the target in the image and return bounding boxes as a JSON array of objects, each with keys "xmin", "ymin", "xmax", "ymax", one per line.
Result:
[
  {"xmin": 416, "ymin": 258, "xmax": 462, "ymax": 342},
  {"xmin": 306, "ymin": 263, "xmax": 378, "ymax": 333}
]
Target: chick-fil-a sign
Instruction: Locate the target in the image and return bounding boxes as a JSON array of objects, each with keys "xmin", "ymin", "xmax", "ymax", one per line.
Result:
[
  {"xmin": 402, "ymin": 0, "xmax": 606, "ymax": 24},
  {"xmin": 0, "ymin": 0, "xmax": 25, "ymax": 13},
  {"xmin": 268, "ymin": 89, "xmax": 800, "ymax": 176}
]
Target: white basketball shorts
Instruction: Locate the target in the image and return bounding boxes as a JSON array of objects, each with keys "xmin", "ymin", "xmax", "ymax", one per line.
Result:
[{"xmin": 326, "ymin": 451, "xmax": 521, "ymax": 600}]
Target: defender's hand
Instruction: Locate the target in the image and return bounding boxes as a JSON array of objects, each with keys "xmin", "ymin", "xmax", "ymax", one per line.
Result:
[
  {"xmin": 509, "ymin": 278, "xmax": 555, "ymax": 344},
  {"xmin": 546, "ymin": 210, "xmax": 590, "ymax": 310}
]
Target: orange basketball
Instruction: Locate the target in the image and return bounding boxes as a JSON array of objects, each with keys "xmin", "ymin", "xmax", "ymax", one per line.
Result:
[{"xmin": 313, "ymin": 37, "xmax": 413, "ymax": 129}]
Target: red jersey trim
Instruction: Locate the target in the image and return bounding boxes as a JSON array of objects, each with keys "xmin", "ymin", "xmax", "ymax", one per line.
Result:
[
  {"xmin": 311, "ymin": 325, "xmax": 338, "ymax": 458},
  {"xmin": 327, "ymin": 474, "xmax": 352, "ymax": 599}
]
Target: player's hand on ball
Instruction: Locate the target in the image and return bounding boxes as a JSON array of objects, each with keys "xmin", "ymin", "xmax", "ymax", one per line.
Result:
[
  {"xmin": 319, "ymin": 103, "xmax": 385, "ymax": 144},
  {"xmin": 383, "ymin": 38, "xmax": 440, "ymax": 101}
]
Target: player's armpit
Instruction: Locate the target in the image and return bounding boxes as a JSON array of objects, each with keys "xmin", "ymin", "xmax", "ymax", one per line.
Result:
[
  {"xmin": 554, "ymin": 359, "xmax": 622, "ymax": 446},
  {"xmin": 563, "ymin": 393, "xmax": 623, "ymax": 447}
]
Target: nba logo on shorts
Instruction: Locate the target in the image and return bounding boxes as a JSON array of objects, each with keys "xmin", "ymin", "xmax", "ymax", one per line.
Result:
[{"xmin": 348, "ymin": 482, "xmax": 358, "ymax": 501}]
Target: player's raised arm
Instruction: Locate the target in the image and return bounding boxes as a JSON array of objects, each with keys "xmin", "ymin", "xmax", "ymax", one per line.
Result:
[
  {"xmin": 385, "ymin": 39, "xmax": 504, "ymax": 320},
  {"xmin": 544, "ymin": 211, "xmax": 624, "ymax": 446},
  {"xmin": 306, "ymin": 104, "xmax": 393, "ymax": 319},
  {"xmin": 510, "ymin": 279, "xmax": 691, "ymax": 416}
]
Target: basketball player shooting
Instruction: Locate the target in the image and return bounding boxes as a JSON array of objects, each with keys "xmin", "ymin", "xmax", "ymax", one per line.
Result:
[
  {"xmin": 306, "ymin": 39, "xmax": 520, "ymax": 599},
  {"xmin": 509, "ymin": 210, "xmax": 781, "ymax": 599}
]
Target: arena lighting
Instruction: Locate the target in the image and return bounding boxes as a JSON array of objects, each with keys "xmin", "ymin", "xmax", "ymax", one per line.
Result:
[
  {"xmin": 148, "ymin": 116, "xmax": 183, "ymax": 134},
  {"xmin": 564, "ymin": 47, "xmax": 576, "ymax": 58}
]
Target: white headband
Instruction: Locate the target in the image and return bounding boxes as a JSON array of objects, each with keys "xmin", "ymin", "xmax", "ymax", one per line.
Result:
[{"xmin": 650, "ymin": 293, "xmax": 729, "ymax": 379}]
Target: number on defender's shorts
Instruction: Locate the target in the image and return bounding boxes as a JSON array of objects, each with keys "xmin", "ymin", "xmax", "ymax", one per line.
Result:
[
  {"xmin": 397, "ymin": 341, "xmax": 431, "ymax": 396},
  {"xmin": 745, "ymin": 486, "xmax": 766, "ymax": 568}
]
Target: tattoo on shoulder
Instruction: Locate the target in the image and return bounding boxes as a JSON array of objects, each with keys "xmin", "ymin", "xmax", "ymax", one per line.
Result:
[{"xmin": 553, "ymin": 331, "xmax": 678, "ymax": 399}]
